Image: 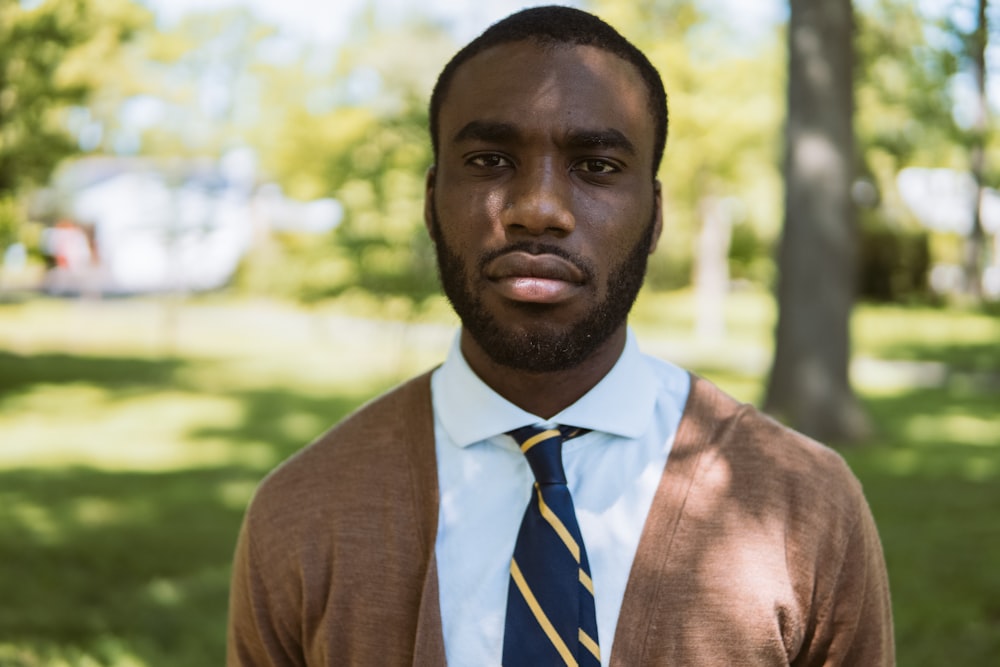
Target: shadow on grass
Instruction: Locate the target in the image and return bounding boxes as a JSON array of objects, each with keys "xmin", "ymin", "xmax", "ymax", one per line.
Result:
[
  {"xmin": 0, "ymin": 466, "xmax": 247, "ymax": 666},
  {"xmin": 0, "ymin": 351, "xmax": 185, "ymax": 397},
  {"xmin": 0, "ymin": 350, "xmax": 390, "ymax": 666},
  {"xmin": 188, "ymin": 383, "xmax": 389, "ymax": 464}
]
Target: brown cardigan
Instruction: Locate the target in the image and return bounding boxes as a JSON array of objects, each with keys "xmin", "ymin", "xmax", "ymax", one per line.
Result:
[{"xmin": 227, "ymin": 373, "xmax": 894, "ymax": 666}]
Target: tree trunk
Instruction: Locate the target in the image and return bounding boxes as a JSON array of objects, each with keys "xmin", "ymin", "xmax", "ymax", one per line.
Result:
[
  {"xmin": 965, "ymin": 0, "xmax": 989, "ymax": 299},
  {"xmin": 764, "ymin": 0, "xmax": 870, "ymax": 443}
]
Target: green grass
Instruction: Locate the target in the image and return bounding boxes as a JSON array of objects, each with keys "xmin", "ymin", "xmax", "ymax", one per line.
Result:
[
  {"xmin": 846, "ymin": 305, "xmax": 1000, "ymax": 664},
  {"xmin": 1, "ymin": 290, "xmax": 998, "ymax": 665}
]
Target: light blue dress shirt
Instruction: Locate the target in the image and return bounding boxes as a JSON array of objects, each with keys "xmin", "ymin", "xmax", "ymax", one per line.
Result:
[{"xmin": 431, "ymin": 328, "xmax": 691, "ymax": 667}]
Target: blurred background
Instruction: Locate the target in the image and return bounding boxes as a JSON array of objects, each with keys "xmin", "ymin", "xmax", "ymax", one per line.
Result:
[{"xmin": 1, "ymin": 0, "xmax": 998, "ymax": 664}]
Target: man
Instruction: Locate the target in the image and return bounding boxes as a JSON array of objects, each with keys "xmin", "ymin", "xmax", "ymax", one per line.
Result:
[{"xmin": 227, "ymin": 6, "xmax": 894, "ymax": 666}]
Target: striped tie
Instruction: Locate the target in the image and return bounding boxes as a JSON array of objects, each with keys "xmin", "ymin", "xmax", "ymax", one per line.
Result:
[{"xmin": 502, "ymin": 425, "xmax": 600, "ymax": 667}]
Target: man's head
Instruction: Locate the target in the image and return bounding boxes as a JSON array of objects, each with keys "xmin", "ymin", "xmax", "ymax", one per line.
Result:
[
  {"xmin": 430, "ymin": 5, "xmax": 668, "ymax": 178},
  {"xmin": 425, "ymin": 7, "xmax": 667, "ymax": 374}
]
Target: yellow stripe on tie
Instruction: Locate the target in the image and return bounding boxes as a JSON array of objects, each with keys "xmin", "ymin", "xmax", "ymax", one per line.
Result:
[
  {"xmin": 537, "ymin": 489, "xmax": 580, "ymax": 562},
  {"xmin": 579, "ymin": 569, "xmax": 594, "ymax": 595},
  {"xmin": 579, "ymin": 629, "xmax": 601, "ymax": 661},
  {"xmin": 510, "ymin": 559, "xmax": 578, "ymax": 667},
  {"xmin": 520, "ymin": 429, "xmax": 561, "ymax": 454}
]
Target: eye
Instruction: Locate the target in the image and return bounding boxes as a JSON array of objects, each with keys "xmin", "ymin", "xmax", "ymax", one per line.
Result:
[
  {"xmin": 574, "ymin": 158, "xmax": 620, "ymax": 175},
  {"xmin": 466, "ymin": 153, "xmax": 512, "ymax": 169}
]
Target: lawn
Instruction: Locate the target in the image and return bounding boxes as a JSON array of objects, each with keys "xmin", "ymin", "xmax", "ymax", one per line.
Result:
[{"xmin": 0, "ymin": 289, "xmax": 997, "ymax": 665}]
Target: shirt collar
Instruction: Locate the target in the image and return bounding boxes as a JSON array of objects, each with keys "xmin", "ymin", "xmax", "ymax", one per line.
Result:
[{"xmin": 432, "ymin": 328, "xmax": 659, "ymax": 448}]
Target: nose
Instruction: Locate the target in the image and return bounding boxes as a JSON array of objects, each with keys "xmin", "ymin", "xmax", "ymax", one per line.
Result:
[{"xmin": 500, "ymin": 160, "xmax": 575, "ymax": 238}]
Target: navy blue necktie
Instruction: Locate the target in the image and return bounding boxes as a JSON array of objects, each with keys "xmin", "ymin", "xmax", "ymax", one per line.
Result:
[{"xmin": 502, "ymin": 425, "xmax": 600, "ymax": 667}]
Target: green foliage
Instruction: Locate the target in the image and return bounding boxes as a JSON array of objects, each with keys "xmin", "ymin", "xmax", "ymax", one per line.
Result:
[
  {"xmin": 728, "ymin": 220, "xmax": 775, "ymax": 287},
  {"xmin": 258, "ymin": 106, "xmax": 440, "ymax": 305},
  {"xmin": 252, "ymin": 19, "xmax": 455, "ymax": 308},
  {"xmin": 0, "ymin": 195, "xmax": 21, "ymax": 249},
  {"xmin": 1, "ymin": 0, "xmax": 90, "ymax": 195},
  {"xmin": 853, "ymin": 0, "xmax": 1000, "ymax": 304},
  {"xmin": 132, "ymin": 8, "xmax": 277, "ymax": 157},
  {"xmin": 856, "ymin": 0, "xmax": 961, "ymax": 166},
  {"xmin": 0, "ymin": 0, "xmax": 149, "ymax": 266},
  {"xmin": 853, "ymin": 0, "xmax": 968, "ymax": 265},
  {"xmin": 0, "ymin": 0, "xmax": 149, "ymax": 194},
  {"xmin": 326, "ymin": 109, "xmax": 439, "ymax": 304}
]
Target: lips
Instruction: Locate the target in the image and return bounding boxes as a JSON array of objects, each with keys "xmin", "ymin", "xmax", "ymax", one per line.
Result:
[{"xmin": 484, "ymin": 251, "xmax": 586, "ymax": 304}]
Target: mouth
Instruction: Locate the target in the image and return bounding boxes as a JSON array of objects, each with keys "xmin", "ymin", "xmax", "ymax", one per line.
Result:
[{"xmin": 484, "ymin": 251, "xmax": 586, "ymax": 304}]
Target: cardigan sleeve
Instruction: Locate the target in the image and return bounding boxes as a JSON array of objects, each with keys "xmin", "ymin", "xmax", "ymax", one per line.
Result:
[
  {"xmin": 227, "ymin": 512, "xmax": 305, "ymax": 667},
  {"xmin": 794, "ymin": 492, "xmax": 895, "ymax": 666}
]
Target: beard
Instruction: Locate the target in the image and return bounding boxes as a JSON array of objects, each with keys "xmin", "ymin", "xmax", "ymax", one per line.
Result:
[{"xmin": 428, "ymin": 201, "xmax": 657, "ymax": 373}]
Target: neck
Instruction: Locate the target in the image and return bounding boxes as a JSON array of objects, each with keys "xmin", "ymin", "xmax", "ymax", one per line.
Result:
[{"xmin": 459, "ymin": 326, "xmax": 627, "ymax": 419}]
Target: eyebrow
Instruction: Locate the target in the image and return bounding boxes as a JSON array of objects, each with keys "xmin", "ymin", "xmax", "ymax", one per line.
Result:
[
  {"xmin": 565, "ymin": 128, "xmax": 637, "ymax": 156},
  {"xmin": 453, "ymin": 120, "xmax": 521, "ymax": 145},
  {"xmin": 451, "ymin": 121, "xmax": 637, "ymax": 157}
]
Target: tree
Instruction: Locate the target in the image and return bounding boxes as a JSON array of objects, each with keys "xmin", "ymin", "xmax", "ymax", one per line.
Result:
[
  {"xmin": 127, "ymin": 7, "xmax": 279, "ymax": 157},
  {"xmin": 0, "ymin": 0, "xmax": 91, "ymax": 203},
  {"xmin": 764, "ymin": 0, "xmax": 870, "ymax": 443},
  {"xmin": 855, "ymin": 0, "xmax": 960, "ymax": 168},
  {"xmin": 850, "ymin": 0, "xmax": 961, "ymax": 302},
  {"xmin": 964, "ymin": 0, "xmax": 990, "ymax": 298},
  {"xmin": 255, "ymin": 18, "xmax": 455, "ymax": 308},
  {"xmin": 0, "ymin": 0, "xmax": 148, "ymax": 252},
  {"xmin": 0, "ymin": 0, "xmax": 148, "ymax": 194}
]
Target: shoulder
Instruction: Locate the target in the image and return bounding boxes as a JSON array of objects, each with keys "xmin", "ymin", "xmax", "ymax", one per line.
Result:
[
  {"xmin": 684, "ymin": 375, "xmax": 862, "ymax": 493},
  {"xmin": 242, "ymin": 371, "xmax": 436, "ymax": 543},
  {"xmin": 633, "ymin": 376, "xmax": 892, "ymax": 663},
  {"xmin": 677, "ymin": 376, "xmax": 870, "ymax": 546},
  {"xmin": 228, "ymin": 372, "xmax": 444, "ymax": 663}
]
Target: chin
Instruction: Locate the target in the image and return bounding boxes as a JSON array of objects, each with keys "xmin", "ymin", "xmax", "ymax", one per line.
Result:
[{"xmin": 468, "ymin": 318, "xmax": 610, "ymax": 373}]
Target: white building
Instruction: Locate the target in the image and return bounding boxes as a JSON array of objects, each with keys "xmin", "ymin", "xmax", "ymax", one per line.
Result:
[{"xmin": 40, "ymin": 157, "xmax": 341, "ymax": 295}]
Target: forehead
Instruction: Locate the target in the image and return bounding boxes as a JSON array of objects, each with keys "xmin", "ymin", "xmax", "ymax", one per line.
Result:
[{"xmin": 439, "ymin": 41, "xmax": 654, "ymax": 158}]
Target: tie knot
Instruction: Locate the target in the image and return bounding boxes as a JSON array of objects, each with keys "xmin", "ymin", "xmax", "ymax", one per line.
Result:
[{"xmin": 507, "ymin": 425, "xmax": 588, "ymax": 485}]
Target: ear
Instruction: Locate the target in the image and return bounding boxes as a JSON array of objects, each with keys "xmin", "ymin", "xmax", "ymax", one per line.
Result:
[
  {"xmin": 649, "ymin": 180, "xmax": 664, "ymax": 253},
  {"xmin": 424, "ymin": 165, "xmax": 437, "ymax": 240}
]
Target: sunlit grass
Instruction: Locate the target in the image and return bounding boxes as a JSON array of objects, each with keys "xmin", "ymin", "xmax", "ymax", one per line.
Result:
[
  {"xmin": 1, "ymin": 387, "xmax": 249, "ymax": 470},
  {"xmin": 854, "ymin": 301, "xmax": 1000, "ymax": 361},
  {"xmin": 1, "ymin": 290, "xmax": 998, "ymax": 665}
]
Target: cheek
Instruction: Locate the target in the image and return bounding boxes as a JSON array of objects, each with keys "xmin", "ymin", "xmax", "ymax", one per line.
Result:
[
  {"xmin": 436, "ymin": 180, "xmax": 507, "ymax": 241},
  {"xmin": 592, "ymin": 207, "xmax": 656, "ymax": 271},
  {"xmin": 484, "ymin": 189, "xmax": 506, "ymax": 219}
]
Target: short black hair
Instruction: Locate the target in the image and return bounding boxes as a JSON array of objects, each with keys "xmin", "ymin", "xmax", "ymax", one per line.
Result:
[{"xmin": 429, "ymin": 5, "xmax": 669, "ymax": 177}]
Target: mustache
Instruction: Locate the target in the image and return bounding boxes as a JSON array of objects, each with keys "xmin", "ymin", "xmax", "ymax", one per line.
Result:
[
  {"xmin": 426, "ymin": 197, "xmax": 597, "ymax": 283},
  {"xmin": 478, "ymin": 241, "xmax": 596, "ymax": 283}
]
